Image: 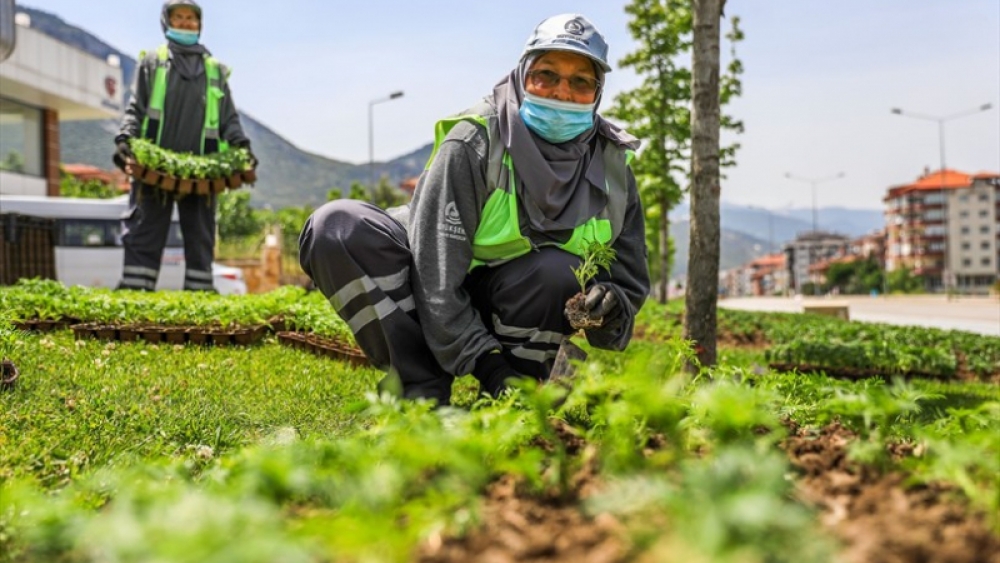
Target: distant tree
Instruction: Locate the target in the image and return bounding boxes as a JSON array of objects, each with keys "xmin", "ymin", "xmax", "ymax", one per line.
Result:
[
  {"xmin": 326, "ymin": 187, "xmax": 343, "ymax": 201},
  {"xmin": 610, "ymin": 1, "xmax": 743, "ymax": 303},
  {"xmin": 825, "ymin": 258, "xmax": 884, "ymax": 294},
  {"xmin": 217, "ymin": 191, "xmax": 263, "ymax": 239},
  {"xmin": 348, "ymin": 181, "xmax": 369, "ymax": 201},
  {"xmin": 886, "ymin": 266, "xmax": 925, "ymax": 294},
  {"xmin": 370, "ymin": 176, "xmax": 407, "ymax": 210},
  {"xmin": 608, "ymin": 0, "xmax": 691, "ymax": 303}
]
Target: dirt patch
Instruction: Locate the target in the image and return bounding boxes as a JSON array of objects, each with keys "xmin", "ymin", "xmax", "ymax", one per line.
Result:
[
  {"xmin": 417, "ymin": 421, "xmax": 628, "ymax": 563},
  {"xmin": 783, "ymin": 421, "xmax": 1000, "ymax": 563},
  {"xmin": 416, "ymin": 473, "xmax": 627, "ymax": 563},
  {"xmin": 717, "ymin": 329, "xmax": 769, "ymax": 349}
]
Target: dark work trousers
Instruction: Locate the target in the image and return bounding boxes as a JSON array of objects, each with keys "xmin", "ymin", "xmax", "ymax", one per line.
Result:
[
  {"xmin": 464, "ymin": 246, "xmax": 582, "ymax": 381},
  {"xmin": 118, "ymin": 181, "xmax": 217, "ymax": 291},
  {"xmin": 298, "ymin": 200, "xmax": 455, "ymax": 405},
  {"xmin": 299, "ymin": 200, "xmax": 585, "ymax": 401}
]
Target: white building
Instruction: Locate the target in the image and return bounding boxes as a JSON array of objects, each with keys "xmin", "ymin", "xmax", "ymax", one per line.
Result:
[
  {"xmin": 0, "ymin": 10, "xmax": 122, "ymax": 196},
  {"xmin": 947, "ymin": 174, "xmax": 1000, "ymax": 293}
]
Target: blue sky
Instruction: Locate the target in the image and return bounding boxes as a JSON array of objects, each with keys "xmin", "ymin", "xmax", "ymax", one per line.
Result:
[{"xmin": 21, "ymin": 0, "xmax": 1000, "ymax": 210}]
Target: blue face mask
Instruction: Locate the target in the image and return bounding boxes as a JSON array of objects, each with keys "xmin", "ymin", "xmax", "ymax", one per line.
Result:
[
  {"xmin": 165, "ymin": 27, "xmax": 200, "ymax": 46},
  {"xmin": 518, "ymin": 93, "xmax": 596, "ymax": 144}
]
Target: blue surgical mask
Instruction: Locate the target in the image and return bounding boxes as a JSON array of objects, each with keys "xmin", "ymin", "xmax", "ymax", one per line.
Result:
[
  {"xmin": 165, "ymin": 27, "xmax": 200, "ymax": 46},
  {"xmin": 518, "ymin": 93, "xmax": 596, "ymax": 144}
]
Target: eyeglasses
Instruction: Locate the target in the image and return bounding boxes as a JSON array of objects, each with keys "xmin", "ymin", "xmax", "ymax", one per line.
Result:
[{"xmin": 526, "ymin": 69, "xmax": 601, "ymax": 95}]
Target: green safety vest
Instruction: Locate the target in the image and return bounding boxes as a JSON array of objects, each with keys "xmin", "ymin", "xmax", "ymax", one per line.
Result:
[
  {"xmin": 139, "ymin": 44, "xmax": 229, "ymax": 155},
  {"xmin": 427, "ymin": 103, "xmax": 634, "ymax": 270}
]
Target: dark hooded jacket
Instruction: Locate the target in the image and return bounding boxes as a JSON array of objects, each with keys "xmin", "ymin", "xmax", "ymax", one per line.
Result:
[{"xmin": 117, "ymin": 0, "xmax": 249, "ymax": 154}]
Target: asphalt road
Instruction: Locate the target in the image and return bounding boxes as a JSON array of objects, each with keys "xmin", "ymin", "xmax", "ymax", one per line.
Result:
[{"xmin": 718, "ymin": 295, "xmax": 1000, "ymax": 337}]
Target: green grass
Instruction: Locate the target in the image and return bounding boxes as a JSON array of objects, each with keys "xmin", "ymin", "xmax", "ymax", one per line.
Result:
[{"xmin": 1, "ymin": 333, "xmax": 379, "ymax": 488}]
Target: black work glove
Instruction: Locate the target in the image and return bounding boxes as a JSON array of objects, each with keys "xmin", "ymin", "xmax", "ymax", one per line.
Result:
[
  {"xmin": 582, "ymin": 284, "xmax": 621, "ymax": 325},
  {"xmin": 113, "ymin": 139, "xmax": 133, "ymax": 172},
  {"xmin": 472, "ymin": 351, "xmax": 518, "ymax": 398}
]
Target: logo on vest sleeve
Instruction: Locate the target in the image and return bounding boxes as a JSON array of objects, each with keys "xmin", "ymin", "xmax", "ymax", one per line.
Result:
[{"xmin": 440, "ymin": 202, "xmax": 467, "ymax": 242}]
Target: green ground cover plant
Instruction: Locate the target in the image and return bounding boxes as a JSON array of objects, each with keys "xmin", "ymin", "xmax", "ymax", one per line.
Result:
[{"xmin": 0, "ymin": 284, "xmax": 997, "ymax": 562}]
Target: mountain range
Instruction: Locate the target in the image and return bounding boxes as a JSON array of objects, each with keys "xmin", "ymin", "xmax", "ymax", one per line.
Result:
[{"xmin": 20, "ymin": 5, "xmax": 885, "ymax": 275}]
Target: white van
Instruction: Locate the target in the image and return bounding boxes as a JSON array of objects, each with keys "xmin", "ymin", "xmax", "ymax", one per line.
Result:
[{"xmin": 0, "ymin": 195, "xmax": 247, "ymax": 295}]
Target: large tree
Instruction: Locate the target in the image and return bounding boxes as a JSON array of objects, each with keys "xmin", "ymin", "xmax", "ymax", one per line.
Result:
[
  {"xmin": 610, "ymin": 1, "xmax": 743, "ymax": 303},
  {"xmin": 686, "ymin": 0, "xmax": 726, "ymax": 369}
]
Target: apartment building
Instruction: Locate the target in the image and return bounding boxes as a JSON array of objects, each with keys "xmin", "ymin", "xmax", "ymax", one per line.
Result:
[
  {"xmin": 0, "ymin": 11, "xmax": 122, "ymax": 196},
  {"xmin": 884, "ymin": 169, "xmax": 999, "ymax": 293},
  {"xmin": 783, "ymin": 231, "xmax": 850, "ymax": 294}
]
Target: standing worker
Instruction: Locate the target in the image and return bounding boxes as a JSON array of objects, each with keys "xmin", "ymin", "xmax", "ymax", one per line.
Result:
[
  {"xmin": 299, "ymin": 14, "xmax": 649, "ymax": 405},
  {"xmin": 113, "ymin": 0, "xmax": 255, "ymax": 292}
]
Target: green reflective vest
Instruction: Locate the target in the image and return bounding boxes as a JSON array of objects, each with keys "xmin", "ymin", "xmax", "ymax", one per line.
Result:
[
  {"xmin": 139, "ymin": 44, "xmax": 229, "ymax": 155},
  {"xmin": 427, "ymin": 103, "xmax": 634, "ymax": 270}
]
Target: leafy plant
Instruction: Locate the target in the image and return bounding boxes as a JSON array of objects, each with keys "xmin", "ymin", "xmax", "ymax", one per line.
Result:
[
  {"xmin": 129, "ymin": 138, "xmax": 253, "ymax": 181},
  {"xmin": 571, "ymin": 240, "xmax": 617, "ymax": 295}
]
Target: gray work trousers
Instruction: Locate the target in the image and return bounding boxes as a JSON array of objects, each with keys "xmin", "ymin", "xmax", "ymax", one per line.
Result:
[
  {"xmin": 299, "ymin": 200, "xmax": 454, "ymax": 404},
  {"xmin": 299, "ymin": 200, "xmax": 583, "ymax": 404},
  {"xmin": 118, "ymin": 182, "xmax": 217, "ymax": 291}
]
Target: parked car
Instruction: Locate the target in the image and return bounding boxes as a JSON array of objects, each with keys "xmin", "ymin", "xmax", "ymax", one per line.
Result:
[{"xmin": 0, "ymin": 195, "xmax": 248, "ymax": 295}]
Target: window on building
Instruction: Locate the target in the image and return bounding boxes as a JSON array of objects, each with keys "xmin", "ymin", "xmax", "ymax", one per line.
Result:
[
  {"xmin": 982, "ymin": 257, "xmax": 992, "ymax": 267},
  {"xmin": 962, "ymin": 258, "xmax": 972, "ymax": 267},
  {"xmin": 959, "ymin": 210, "xmax": 970, "ymax": 218},
  {"xmin": 0, "ymin": 98, "xmax": 44, "ymax": 177},
  {"xmin": 960, "ymin": 226, "xmax": 970, "ymax": 235},
  {"xmin": 961, "ymin": 242, "xmax": 971, "ymax": 250},
  {"xmin": 979, "ymin": 192, "xmax": 990, "ymax": 202},
  {"xmin": 979, "ymin": 209, "xmax": 990, "ymax": 218},
  {"xmin": 958, "ymin": 194, "xmax": 970, "ymax": 202},
  {"xmin": 925, "ymin": 193, "xmax": 944, "ymax": 205},
  {"xmin": 981, "ymin": 225, "xmax": 991, "ymax": 234},
  {"xmin": 982, "ymin": 241, "xmax": 991, "ymax": 250},
  {"xmin": 924, "ymin": 209, "xmax": 944, "ymax": 221}
]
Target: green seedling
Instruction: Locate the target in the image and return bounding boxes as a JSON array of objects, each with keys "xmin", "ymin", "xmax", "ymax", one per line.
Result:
[{"xmin": 571, "ymin": 240, "xmax": 617, "ymax": 296}]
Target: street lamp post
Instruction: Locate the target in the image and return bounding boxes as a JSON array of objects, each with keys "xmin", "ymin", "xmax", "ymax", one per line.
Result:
[
  {"xmin": 368, "ymin": 91, "xmax": 405, "ymax": 190},
  {"xmin": 891, "ymin": 103, "xmax": 993, "ymax": 293},
  {"xmin": 784, "ymin": 172, "xmax": 845, "ymax": 233}
]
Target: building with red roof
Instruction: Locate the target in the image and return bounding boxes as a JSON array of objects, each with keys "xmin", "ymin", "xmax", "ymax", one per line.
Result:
[{"xmin": 884, "ymin": 168, "xmax": 999, "ymax": 293}]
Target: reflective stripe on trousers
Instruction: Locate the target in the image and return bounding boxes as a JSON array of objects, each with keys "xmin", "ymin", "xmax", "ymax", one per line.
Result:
[
  {"xmin": 465, "ymin": 246, "xmax": 583, "ymax": 380},
  {"xmin": 298, "ymin": 200, "xmax": 453, "ymax": 404}
]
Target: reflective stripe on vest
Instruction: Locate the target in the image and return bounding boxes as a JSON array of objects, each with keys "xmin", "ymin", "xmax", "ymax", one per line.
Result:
[
  {"xmin": 140, "ymin": 44, "xmax": 230, "ymax": 155},
  {"xmin": 426, "ymin": 104, "xmax": 633, "ymax": 270}
]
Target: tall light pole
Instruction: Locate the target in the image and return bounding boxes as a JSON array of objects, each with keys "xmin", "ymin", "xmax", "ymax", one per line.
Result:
[
  {"xmin": 891, "ymin": 103, "xmax": 993, "ymax": 293},
  {"xmin": 368, "ymin": 91, "xmax": 404, "ymax": 190},
  {"xmin": 784, "ymin": 172, "xmax": 845, "ymax": 233}
]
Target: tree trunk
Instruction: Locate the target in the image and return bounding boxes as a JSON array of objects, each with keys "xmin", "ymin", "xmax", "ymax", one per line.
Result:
[
  {"xmin": 658, "ymin": 190, "xmax": 670, "ymax": 303},
  {"xmin": 685, "ymin": 0, "xmax": 723, "ymax": 370}
]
